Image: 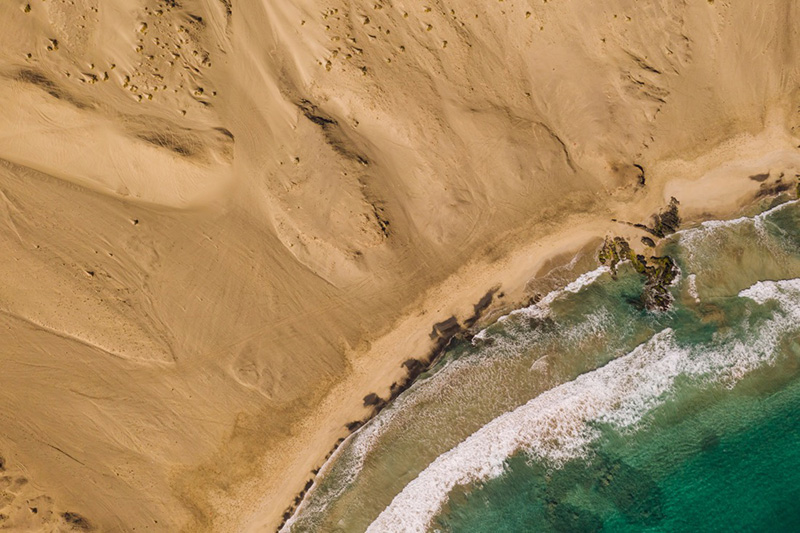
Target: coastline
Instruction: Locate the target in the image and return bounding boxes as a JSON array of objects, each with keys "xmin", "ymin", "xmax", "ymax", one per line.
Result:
[
  {"xmin": 236, "ymin": 136, "xmax": 800, "ymax": 532},
  {"xmin": 2, "ymin": 1, "xmax": 800, "ymax": 530}
]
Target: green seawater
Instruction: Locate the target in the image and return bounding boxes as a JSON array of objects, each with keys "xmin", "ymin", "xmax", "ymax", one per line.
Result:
[
  {"xmin": 287, "ymin": 197, "xmax": 800, "ymax": 533},
  {"xmin": 434, "ymin": 353, "xmax": 800, "ymax": 532}
]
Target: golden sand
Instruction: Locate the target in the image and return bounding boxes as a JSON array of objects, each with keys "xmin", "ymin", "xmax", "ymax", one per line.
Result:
[{"xmin": 0, "ymin": 0, "xmax": 798, "ymax": 530}]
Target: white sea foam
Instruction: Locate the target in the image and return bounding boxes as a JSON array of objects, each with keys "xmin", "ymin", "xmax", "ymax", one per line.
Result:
[
  {"xmin": 366, "ymin": 277, "xmax": 800, "ymax": 533},
  {"xmin": 284, "ymin": 266, "xmax": 613, "ymax": 531},
  {"xmin": 681, "ymin": 199, "xmax": 795, "ymax": 237},
  {"xmin": 687, "ymin": 274, "xmax": 700, "ymax": 302},
  {"xmin": 293, "ymin": 204, "xmax": 798, "ymax": 531},
  {"xmin": 479, "ymin": 265, "xmax": 611, "ymax": 333},
  {"xmin": 739, "ymin": 278, "xmax": 800, "ymax": 307},
  {"xmin": 677, "ymin": 199, "xmax": 797, "ymax": 263}
]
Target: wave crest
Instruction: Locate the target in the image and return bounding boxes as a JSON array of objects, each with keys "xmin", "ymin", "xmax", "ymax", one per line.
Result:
[{"xmin": 367, "ymin": 277, "xmax": 800, "ymax": 533}]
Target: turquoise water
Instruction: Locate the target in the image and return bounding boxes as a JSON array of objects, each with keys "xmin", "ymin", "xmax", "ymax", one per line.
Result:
[
  {"xmin": 434, "ymin": 342, "xmax": 800, "ymax": 532},
  {"xmin": 286, "ymin": 197, "xmax": 800, "ymax": 533}
]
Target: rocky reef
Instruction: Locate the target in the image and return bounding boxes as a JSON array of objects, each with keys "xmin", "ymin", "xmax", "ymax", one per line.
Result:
[
  {"xmin": 598, "ymin": 237, "xmax": 678, "ymax": 311},
  {"xmin": 600, "ymin": 199, "xmax": 681, "ymax": 311}
]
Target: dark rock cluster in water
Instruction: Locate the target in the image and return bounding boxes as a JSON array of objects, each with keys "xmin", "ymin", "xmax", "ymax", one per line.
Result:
[
  {"xmin": 598, "ymin": 244, "xmax": 678, "ymax": 311},
  {"xmin": 598, "ymin": 237, "xmax": 678, "ymax": 312},
  {"xmin": 600, "ymin": 199, "xmax": 681, "ymax": 311}
]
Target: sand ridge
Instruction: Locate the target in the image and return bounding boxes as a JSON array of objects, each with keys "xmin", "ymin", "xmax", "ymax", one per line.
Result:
[{"xmin": 0, "ymin": 0, "xmax": 798, "ymax": 531}]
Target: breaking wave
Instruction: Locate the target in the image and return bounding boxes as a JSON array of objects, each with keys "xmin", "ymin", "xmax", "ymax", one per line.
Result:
[{"xmin": 366, "ymin": 277, "xmax": 800, "ymax": 533}]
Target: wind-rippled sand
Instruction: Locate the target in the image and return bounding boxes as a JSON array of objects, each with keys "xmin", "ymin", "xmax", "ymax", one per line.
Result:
[{"xmin": 0, "ymin": 0, "xmax": 798, "ymax": 531}]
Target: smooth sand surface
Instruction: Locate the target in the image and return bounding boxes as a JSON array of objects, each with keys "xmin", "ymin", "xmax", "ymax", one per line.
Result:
[{"xmin": 0, "ymin": 0, "xmax": 798, "ymax": 531}]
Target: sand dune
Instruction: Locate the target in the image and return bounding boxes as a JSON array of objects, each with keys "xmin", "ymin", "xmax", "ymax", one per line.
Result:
[{"xmin": 0, "ymin": 0, "xmax": 798, "ymax": 530}]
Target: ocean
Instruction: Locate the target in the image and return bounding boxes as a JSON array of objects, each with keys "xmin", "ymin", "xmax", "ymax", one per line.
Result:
[{"xmin": 285, "ymin": 196, "xmax": 800, "ymax": 533}]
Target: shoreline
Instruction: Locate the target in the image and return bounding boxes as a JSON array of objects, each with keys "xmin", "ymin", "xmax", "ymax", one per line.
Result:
[
  {"xmin": 237, "ymin": 217, "xmax": 629, "ymax": 533},
  {"xmin": 279, "ymin": 189, "xmax": 800, "ymax": 532},
  {"xmin": 236, "ymin": 130, "xmax": 800, "ymax": 533},
  {"xmin": 4, "ymin": 2, "xmax": 800, "ymax": 530},
  {"xmin": 263, "ymin": 188, "xmax": 798, "ymax": 533},
  {"xmin": 276, "ymin": 291, "xmax": 494, "ymax": 531},
  {"xmin": 277, "ymin": 277, "xmax": 517, "ymax": 530},
  {"xmin": 277, "ymin": 260, "xmax": 611, "ymax": 532}
]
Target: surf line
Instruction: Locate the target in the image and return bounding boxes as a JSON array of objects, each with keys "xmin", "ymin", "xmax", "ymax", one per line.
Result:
[
  {"xmin": 279, "ymin": 195, "xmax": 800, "ymax": 530},
  {"xmin": 278, "ymin": 201, "xmax": 680, "ymax": 530},
  {"xmin": 276, "ymin": 286, "xmax": 503, "ymax": 532}
]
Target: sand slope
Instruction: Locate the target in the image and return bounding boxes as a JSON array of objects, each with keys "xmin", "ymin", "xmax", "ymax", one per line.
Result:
[{"xmin": 0, "ymin": 0, "xmax": 798, "ymax": 530}]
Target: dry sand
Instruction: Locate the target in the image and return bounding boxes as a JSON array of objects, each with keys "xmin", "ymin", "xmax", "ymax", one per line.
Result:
[{"xmin": 0, "ymin": 0, "xmax": 798, "ymax": 531}]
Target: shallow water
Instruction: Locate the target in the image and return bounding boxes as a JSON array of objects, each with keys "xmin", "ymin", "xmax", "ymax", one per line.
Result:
[{"xmin": 286, "ymin": 197, "xmax": 800, "ymax": 533}]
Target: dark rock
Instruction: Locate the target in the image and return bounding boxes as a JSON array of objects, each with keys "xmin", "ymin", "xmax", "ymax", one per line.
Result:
[
  {"xmin": 642, "ymin": 255, "xmax": 678, "ymax": 311},
  {"xmin": 598, "ymin": 236, "xmax": 677, "ymax": 311},
  {"xmin": 650, "ymin": 197, "xmax": 681, "ymax": 237},
  {"xmin": 345, "ymin": 420, "xmax": 364, "ymax": 432},
  {"xmin": 473, "ymin": 289, "xmax": 495, "ymax": 315},
  {"xmin": 633, "ymin": 163, "xmax": 645, "ymax": 186},
  {"xmin": 756, "ymin": 181, "xmax": 792, "ymax": 198},
  {"xmin": 430, "ymin": 316, "xmax": 459, "ymax": 338},
  {"xmin": 61, "ymin": 511, "xmax": 92, "ymax": 530},
  {"xmin": 748, "ymin": 172, "xmax": 770, "ymax": 182},
  {"xmin": 362, "ymin": 393, "xmax": 382, "ymax": 407},
  {"xmin": 401, "ymin": 358, "xmax": 425, "ymax": 375}
]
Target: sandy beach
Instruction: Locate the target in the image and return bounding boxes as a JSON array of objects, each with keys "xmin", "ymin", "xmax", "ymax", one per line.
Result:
[
  {"xmin": 242, "ymin": 134, "xmax": 800, "ymax": 532},
  {"xmin": 0, "ymin": 0, "xmax": 798, "ymax": 531}
]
